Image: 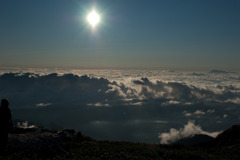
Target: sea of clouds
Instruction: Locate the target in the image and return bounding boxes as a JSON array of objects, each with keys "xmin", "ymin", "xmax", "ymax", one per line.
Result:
[{"xmin": 0, "ymin": 68, "xmax": 239, "ymax": 143}]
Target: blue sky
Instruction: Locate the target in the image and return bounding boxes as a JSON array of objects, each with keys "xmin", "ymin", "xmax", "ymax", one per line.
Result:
[{"xmin": 0, "ymin": 0, "xmax": 240, "ymax": 70}]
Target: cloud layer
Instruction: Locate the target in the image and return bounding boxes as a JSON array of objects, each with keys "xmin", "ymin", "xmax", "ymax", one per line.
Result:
[
  {"xmin": 0, "ymin": 70, "xmax": 239, "ymax": 143},
  {"xmin": 1, "ymin": 72, "xmax": 239, "ymax": 109}
]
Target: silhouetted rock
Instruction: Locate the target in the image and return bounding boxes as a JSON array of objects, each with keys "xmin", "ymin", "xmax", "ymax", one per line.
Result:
[
  {"xmin": 8, "ymin": 127, "xmax": 94, "ymax": 147},
  {"xmin": 174, "ymin": 134, "xmax": 214, "ymax": 145},
  {"xmin": 209, "ymin": 70, "xmax": 235, "ymax": 74},
  {"xmin": 211, "ymin": 125, "xmax": 240, "ymax": 146},
  {"xmin": 2, "ymin": 125, "xmax": 240, "ymax": 160}
]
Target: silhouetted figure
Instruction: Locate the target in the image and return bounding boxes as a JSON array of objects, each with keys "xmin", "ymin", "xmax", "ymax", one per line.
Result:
[{"xmin": 0, "ymin": 99, "xmax": 12, "ymax": 150}]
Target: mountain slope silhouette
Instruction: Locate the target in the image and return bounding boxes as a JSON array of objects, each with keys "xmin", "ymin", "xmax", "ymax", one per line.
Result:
[
  {"xmin": 211, "ymin": 125, "xmax": 240, "ymax": 146},
  {"xmin": 174, "ymin": 134, "xmax": 214, "ymax": 145}
]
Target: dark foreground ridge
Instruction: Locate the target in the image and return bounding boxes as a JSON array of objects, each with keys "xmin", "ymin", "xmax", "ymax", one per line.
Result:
[
  {"xmin": 1, "ymin": 125, "xmax": 240, "ymax": 160},
  {"xmin": 210, "ymin": 125, "xmax": 240, "ymax": 146}
]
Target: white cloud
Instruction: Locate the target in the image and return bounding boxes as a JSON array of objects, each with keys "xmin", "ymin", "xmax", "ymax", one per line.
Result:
[
  {"xmin": 184, "ymin": 109, "xmax": 214, "ymax": 118},
  {"xmin": 185, "ymin": 113, "xmax": 192, "ymax": 117},
  {"xmin": 225, "ymin": 98, "xmax": 240, "ymax": 104},
  {"xmin": 17, "ymin": 121, "xmax": 37, "ymax": 129},
  {"xmin": 36, "ymin": 103, "xmax": 52, "ymax": 107},
  {"xmin": 194, "ymin": 110, "xmax": 206, "ymax": 115},
  {"xmin": 183, "ymin": 111, "xmax": 192, "ymax": 117},
  {"xmin": 158, "ymin": 121, "xmax": 222, "ymax": 144},
  {"xmin": 162, "ymin": 100, "xmax": 180, "ymax": 106},
  {"xmin": 153, "ymin": 120, "xmax": 168, "ymax": 124},
  {"xmin": 129, "ymin": 102, "xmax": 143, "ymax": 106},
  {"xmin": 207, "ymin": 109, "xmax": 215, "ymax": 113},
  {"xmin": 87, "ymin": 103, "xmax": 111, "ymax": 107},
  {"xmin": 223, "ymin": 114, "xmax": 228, "ymax": 118}
]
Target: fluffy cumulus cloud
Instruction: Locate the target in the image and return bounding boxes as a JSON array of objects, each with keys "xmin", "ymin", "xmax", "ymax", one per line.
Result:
[
  {"xmin": 132, "ymin": 77, "xmax": 240, "ymax": 105},
  {"xmin": 0, "ymin": 71, "xmax": 240, "ymax": 108},
  {"xmin": 17, "ymin": 121, "xmax": 37, "ymax": 129},
  {"xmin": 194, "ymin": 110, "xmax": 206, "ymax": 115},
  {"xmin": 225, "ymin": 98, "xmax": 240, "ymax": 104},
  {"xmin": 36, "ymin": 103, "xmax": 52, "ymax": 107},
  {"xmin": 87, "ymin": 103, "xmax": 111, "ymax": 107},
  {"xmin": 0, "ymin": 73, "xmax": 124, "ymax": 108},
  {"xmin": 158, "ymin": 121, "xmax": 222, "ymax": 144}
]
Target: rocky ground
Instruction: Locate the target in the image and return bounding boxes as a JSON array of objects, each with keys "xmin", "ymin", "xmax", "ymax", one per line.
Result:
[{"xmin": 0, "ymin": 125, "xmax": 240, "ymax": 160}]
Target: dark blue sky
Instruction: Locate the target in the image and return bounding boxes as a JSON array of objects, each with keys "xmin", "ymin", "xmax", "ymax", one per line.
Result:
[{"xmin": 1, "ymin": 0, "xmax": 240, "ymax": 70}]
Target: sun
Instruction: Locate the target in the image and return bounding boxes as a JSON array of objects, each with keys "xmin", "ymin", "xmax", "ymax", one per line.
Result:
[{"xmin": 87, "ymin": 10, "xmax": 100, "ymax": 28}]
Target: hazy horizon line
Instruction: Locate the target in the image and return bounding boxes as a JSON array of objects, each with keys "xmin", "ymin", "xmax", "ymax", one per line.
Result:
[{"xmin": 0, "ymin": 66, "xmax": 239, "ymax": 72}]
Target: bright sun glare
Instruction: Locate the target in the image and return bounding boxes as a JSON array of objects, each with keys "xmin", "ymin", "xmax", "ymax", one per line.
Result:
[{"xmin": 87, "ymin": 10, "xmax": 100, "ymax": 28}]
